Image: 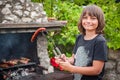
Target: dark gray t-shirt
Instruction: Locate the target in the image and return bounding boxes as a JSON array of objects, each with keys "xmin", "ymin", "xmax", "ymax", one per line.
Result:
[{"xmin": 73, "ymin": 34, "xmax": 108, "ymax": 80}]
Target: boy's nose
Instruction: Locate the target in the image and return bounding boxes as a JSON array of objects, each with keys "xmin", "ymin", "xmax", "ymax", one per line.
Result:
[
  {"xmin": 86, "ymin": 18, "xmax": 91, "ymax": 22},
  {"xmin": 86, "ymin": 19, "xmax": 91, "ymax": 24}
]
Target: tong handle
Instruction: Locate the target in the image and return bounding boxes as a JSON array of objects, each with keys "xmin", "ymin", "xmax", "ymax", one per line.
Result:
[
  {"xmin": 52, "ymin": 49, "xmax": 58, "ymax": 56},
  {"xmin": 52, "ymin": 47, "xmax": 62, "ymax": 57},
  {"xmin": 55, "ymin": 47, "xmax": 62, "ymax": 55}
]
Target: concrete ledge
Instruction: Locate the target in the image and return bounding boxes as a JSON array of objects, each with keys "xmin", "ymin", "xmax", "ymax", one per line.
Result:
[
  {"xmin": 44, "ymin": 70, "xmax": 73, "ymax": 80},
  {"xmin": 19, "ymin": 70, "xmax": 73, "ymax": 80},
  {"xmin": 0, "ymin": 21, "xmax": 67, "ymax": 33}
]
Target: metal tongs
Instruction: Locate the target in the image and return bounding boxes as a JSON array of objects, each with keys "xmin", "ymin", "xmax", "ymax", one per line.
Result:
[
  {"xmin": 41, "ymin": 31, "xmax": 62, "ymax": 57},
  {"xmin": 52, "ymin": 45, "xmax": 62, "ymax": 57}
]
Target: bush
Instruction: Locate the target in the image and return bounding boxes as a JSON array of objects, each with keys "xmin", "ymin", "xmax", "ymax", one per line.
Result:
[
  {"xmin": 51, "ymin": 0, "xmax": 120, "ymax": 52},
  {"xmin": 32, "ymin": 0, "xmax": 120, "ymax": 56}
]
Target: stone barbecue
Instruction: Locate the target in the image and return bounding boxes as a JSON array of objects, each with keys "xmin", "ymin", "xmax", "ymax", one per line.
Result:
[
  {"xmin": 0, "ymin": 0, "xmax": 66, "ymax": 74},
  {"xmin": 0, "ymin": 0, "xmax": 73, "ymax": 80}
]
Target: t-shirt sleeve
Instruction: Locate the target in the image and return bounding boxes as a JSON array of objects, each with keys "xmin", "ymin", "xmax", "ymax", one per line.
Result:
[{"xmin": 93, "ymin": 40, "xmax": 108, "ymax": 62}]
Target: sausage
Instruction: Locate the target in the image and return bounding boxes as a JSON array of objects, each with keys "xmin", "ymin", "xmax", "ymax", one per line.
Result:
[
  {"xmin": 19, "ymin": 57, "xmax": 30, "ymax": 64},
  {"xmin": 31, "ymin": 28, "xmax": 46, "ymax": 42}
]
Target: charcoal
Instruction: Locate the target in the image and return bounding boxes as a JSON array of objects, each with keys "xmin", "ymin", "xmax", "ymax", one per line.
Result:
[{"xmin": 17, "ymin": 74, "xmax": 46, "ymax": 80}]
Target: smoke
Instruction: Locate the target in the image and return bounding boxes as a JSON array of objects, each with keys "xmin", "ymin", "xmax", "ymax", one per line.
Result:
[{"xmin": 0, "ymin": 33, "xmax": 38, "ymax": 63}]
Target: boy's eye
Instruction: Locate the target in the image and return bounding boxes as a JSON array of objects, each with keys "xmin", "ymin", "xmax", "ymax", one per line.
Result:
[
  {"xmin": 83, "ymin": 16, "xmax": 87, "ymax": 19},
  {"xmin": 82, "ymin": 16, "xmax": 97, "ymax": 20},
  {"xmin": 91, "ymin": 17, "xmax": 97, "ymax": 19},
  {"xmin": 90, "ymin": 16, "xmax": 97, "ymax": 19}
]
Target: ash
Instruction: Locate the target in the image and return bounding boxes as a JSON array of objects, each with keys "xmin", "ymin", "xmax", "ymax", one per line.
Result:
[
  {"xmin": 17, "ymin": 74, "xmax": 45, "ymax": 80},
  {"xmin": 5, "ymin": 68, "xmax": 37, "ymax": 80}
]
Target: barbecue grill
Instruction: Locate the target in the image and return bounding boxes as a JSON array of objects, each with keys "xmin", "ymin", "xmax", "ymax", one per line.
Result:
[
  {"xmin": 0, "ymin": 56, "xmax": 73, "ymax": 80},
  {"xmin": 0, "ymin": 0, "xmax": 73, "ymax": 79},
  {"xmin": 0, "ymin": 62, "xmax": 39, "ymax": 80},
  {"xmin": 0, "ymin": 22, "xmax": 73, "ymax": 80}
]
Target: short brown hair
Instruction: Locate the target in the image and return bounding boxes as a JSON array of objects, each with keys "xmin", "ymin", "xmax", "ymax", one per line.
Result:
[{"xmin": 78, "ymin": 5, "xmax": 105, "ymax": 35}]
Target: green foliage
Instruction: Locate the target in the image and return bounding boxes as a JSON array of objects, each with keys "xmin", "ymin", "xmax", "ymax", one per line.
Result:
[
  {"xmin": 51, "ymin": 2, "xmax": 81, "ymax": 54},
  {"xmin": 44, "ymin": 1, "xmax": 82, "ymax": 57},
  {"xmin": 48, "ymin": 0, "xmax": 120, "ymax": 51},
  {"xmin": 31, "ymin": 0, "xmax": 120, "ymax": 55},
  {"xmin": 103, "ymin": 2, "xmax": 120, "ymax": 50}
]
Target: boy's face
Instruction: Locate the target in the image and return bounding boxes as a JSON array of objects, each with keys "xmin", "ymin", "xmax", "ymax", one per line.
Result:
[{"xmin": 82, "ymin": 13, "xmax": 98, "ymax": 32}]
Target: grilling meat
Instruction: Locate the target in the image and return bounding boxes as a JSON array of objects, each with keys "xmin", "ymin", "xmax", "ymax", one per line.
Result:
[
  {"xmin": 0, "ymin": 59, "xmax": 18, "ymax": 68},
  {"xmin": 0, "ymin": 57, "xmax": 30, "ymax": 68},
  {"xmin": 31, "ymin": 27, "xmax": 46, "ymax": 42},
  {"xmin": 19, "ymin": 57, "xmax": 30, "ymax": 64},
  {"xmin": 0, "ymin": 63, "xmax": 9, "ymax": 68},
  {"xmin": 7, "ymin": 59, "xmax": 18, "ymax": 65}
]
